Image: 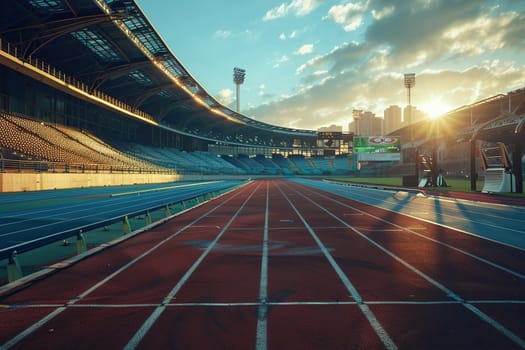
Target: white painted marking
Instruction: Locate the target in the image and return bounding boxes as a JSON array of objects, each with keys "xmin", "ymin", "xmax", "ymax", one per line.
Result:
[
  {"xmin": 1, "ymin": 185, "xmax": 250, "ymax": 349},
  {"xmin": 313, "ymin": 190, "xmax": 525, "ymax": 280},
  {"xmin": 278, "ymin": 186, "xmax": 398, "ymax": 350},
  {"xmin": 8, "ymin": 299, "xmax": 525, "ymax": 309},
  {"xmin": 124, "ymin": 183, "xmax": 261, "ymax": 350},
  {"xmin": 292, "ymin": 184, "xmax": 525, "ymax": 349},
  {"xmin": 256, "ymin": 182, "xmax": 270, "ymax": 350}
]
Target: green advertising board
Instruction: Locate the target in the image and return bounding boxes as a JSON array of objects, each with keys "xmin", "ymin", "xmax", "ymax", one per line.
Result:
[{"xmin": 354, "ymin": 136, "xmax": 400, "ymax": 153}]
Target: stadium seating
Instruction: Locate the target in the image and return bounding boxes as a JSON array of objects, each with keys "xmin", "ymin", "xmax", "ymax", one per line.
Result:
[
  {"xmin": 254, "ymin": 154, "xmax": 281, "ymax": 175},
  {"xmin": 332, "ymin": 156, "xmax": 354, "ymax": 174},
  {"xmin": 310, "ymin": 157, "xmax": 333, "ymax": 174},
  {"xmin": 0, "ymin": 112, "xmax": 355, "ymax": 177},
  {"xmin": 272, "ymin": 154, "xmax": 295, "ymax": 175},
  {"xmin": 288, "ymin": 155, "xmax": 315, "ymax": 175},
  {"xmin": 0, "ymin": 113, "xmax": 161, "ymax": 171}
]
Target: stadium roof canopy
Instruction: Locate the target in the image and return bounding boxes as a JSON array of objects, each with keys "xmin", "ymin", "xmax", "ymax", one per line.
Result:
[{"xmin": 0, "ymin": 0, "xmax": 316, "ymax": 139}]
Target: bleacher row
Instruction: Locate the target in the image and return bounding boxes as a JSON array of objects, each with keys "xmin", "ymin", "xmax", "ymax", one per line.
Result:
[{"xmin": 0, "ymin": 113, "xmax": 354, "ymax": 175}]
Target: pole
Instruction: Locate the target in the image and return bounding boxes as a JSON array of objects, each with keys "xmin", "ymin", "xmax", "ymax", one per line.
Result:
[
  {"xmin": 236, "ymin": 83, "xmax": 240, "ymax": 112},
  {"xmin": 470, "ymin": 139, "xmax": 477, "ymax": 191}
]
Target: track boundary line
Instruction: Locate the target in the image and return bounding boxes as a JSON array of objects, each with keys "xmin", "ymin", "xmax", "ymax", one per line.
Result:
[
  {"xmin": 256, "ymin": 181, "xmax": 270, "ymax": 350},
  {"xmin": 0, "ymin": 182, "xmax": 253, "ymax": 350},
  {"xmin": 123, "ymin": 182, "xmax": 262, "ymax": 350},
  {"xmin": 297, "ymin": 182, "xmax": 525, "ymax": 280},
  {"xmin": 288, "ymin": 182, "xmax": 525, "ymax": 349},
  {"xmin": 278, "ymin": 184, "xmax": 398, "ymax": 350}
]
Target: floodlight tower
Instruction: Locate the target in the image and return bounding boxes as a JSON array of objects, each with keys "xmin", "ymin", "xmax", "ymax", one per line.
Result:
[
  {"xmin": 403, "ymin": 73, "xmax": 418, "ymax": 183},
  {"xmin": 233, "ymin": 67, "xmax": 246, "ymax": 112},
  {"xmin": 404, "ymin": 73, "xmax": 416, "ymax": 130}
]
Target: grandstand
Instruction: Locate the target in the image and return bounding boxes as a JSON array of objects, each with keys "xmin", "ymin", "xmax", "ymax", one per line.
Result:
[{"xmin": 0, "ymin": 0, "xmax": 523, "ymax": 193}]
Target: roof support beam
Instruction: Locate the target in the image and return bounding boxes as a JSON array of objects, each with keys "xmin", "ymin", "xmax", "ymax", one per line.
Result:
[
  {"xmin": 2, "ymin": 13, "xmax": 127, "ymax": 59},
  {"xmin": 88, "ymin": 60, "xmax": 152, "ymax": 91},
  {"xmin": 133, "ymin": 83, "xmax": 179, "ymax": 109}
]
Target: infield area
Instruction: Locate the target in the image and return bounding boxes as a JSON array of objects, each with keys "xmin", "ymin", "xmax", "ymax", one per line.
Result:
[{"xmin": 1, "ymin": 179, "xmax": 525, "ymax": 349}]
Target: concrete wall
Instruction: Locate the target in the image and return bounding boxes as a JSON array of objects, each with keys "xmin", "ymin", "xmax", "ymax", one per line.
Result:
[
  {"xmin": 0, "ymin": 172, "xmax": 256, "ymax": 192},
  {"xmin": 0, "ymin": 172, "xmax": 183, "ymax": 192}
]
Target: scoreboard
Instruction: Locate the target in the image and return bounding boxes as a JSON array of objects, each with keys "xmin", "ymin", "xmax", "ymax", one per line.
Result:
[{"xmin": 317, "ymin": 131, "xmax": 342, "ymax": 149}]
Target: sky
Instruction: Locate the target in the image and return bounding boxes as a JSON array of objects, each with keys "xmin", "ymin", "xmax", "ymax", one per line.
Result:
[{"xmin": 135, "ymin": 0, "xmax": 525, "ymax": 131}]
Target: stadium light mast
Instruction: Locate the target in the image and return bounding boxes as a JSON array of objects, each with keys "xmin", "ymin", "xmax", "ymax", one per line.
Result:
[
  {"xmin": 233, "ymin": 67, "xmax": 246, "ymax": 112},
  {"xmin": 404, "ymin": 73, "xmax": 415, "ymax": 107},
  {"xmin": 404, "ymin": 73, "xmax": 416, "ymax": 131},
  {"xmin": 403, "ymin": 73, "xmax": 418, "ymax": 184}
]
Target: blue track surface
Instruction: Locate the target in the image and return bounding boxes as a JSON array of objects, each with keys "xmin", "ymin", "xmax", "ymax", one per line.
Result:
[
  {"xmin": 0, "ymin": 180, "xmax": 244, "ymax": 257},
  {"xmin": 292, "ymin": 178, "xmax": 525, "ymax": 250}
]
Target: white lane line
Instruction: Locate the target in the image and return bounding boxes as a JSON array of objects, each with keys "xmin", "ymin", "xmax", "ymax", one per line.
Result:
[
  {"xmin": 318, "ymin": 180, "xmax": 525, "ymax": 248},
  {"xmin": 256, "ymin": 181, "xmax": 270, "ymax": 350},
  {"xmin": 6, "ymin": 299, "xmax": 525, "ymax": 309},
  {"xmin": 1, "ymin": 184, "xmax": 250, "ymax": 350},
  {"xmin": 123, "ymin": 182, "xmax": 262, "ymax": 350},
  {"xmin": 291, "ymin": 184, "xmax": 525, "ymax": 349},
  {"xmin": 306, "ymin": 186, "xmax": 525, "ymax": 280},
  {"xmin": 278, "ymin": 185, "xmax": 398, "ymax": 350}
]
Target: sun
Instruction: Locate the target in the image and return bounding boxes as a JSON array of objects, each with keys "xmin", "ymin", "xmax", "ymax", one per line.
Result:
[{"xmin": 421, "ymin": 100, "xmax": 451, "ymax": 120}]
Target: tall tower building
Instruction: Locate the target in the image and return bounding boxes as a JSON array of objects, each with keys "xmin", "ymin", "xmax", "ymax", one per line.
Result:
[
  {"xmin": 384, "ymin": 105, "xmax": 402, "ymax": 134},
  {"xmin": 352, "ymin": 110, "xmax": 382, "ymax": 136}
]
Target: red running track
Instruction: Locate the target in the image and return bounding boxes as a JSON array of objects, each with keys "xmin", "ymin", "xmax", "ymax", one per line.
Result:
[{"xmin": 1, "ymin": 179, "xmax": 525, "ymax": 349}]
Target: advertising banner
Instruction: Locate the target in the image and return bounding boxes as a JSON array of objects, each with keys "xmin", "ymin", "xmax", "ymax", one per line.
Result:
[{"xmin": 354, "ymin": 136, "xmax": 400, "ymax": 153}]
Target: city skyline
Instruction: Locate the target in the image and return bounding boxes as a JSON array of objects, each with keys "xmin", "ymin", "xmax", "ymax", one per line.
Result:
[{"xmin": 136, "ymin": 1, "xmax": 525, "ymax": 131}]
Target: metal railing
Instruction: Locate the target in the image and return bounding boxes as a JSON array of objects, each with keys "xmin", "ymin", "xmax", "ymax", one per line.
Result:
[{"xmin": 0, "ymin": 157, "xmax": 176, "ymax": 174}]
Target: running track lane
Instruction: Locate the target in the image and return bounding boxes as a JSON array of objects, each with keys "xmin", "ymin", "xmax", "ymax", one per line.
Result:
[{"xmin": 0, "ymin": 179, "xmax": 524, "ymax": 349}]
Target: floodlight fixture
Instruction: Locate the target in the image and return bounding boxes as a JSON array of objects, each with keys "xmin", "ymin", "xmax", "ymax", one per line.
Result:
[
  {"xmin": 233, "ymin": 67, "xmax": 246, "ymax": 112},
  {"xmin": 233, "ymin": 67, "xmax": 246, "ymax": 85}
]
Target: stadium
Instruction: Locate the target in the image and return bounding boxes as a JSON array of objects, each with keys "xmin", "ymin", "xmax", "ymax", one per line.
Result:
[{"xmin": 1, "ymin": 1, "xmax": 525, "ymax": 349}]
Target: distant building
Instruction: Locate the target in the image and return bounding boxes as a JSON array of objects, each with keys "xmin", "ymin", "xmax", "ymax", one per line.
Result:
[
  {"xmin": 351, "ymin": 109, "xmax": 383, "ymax": 136},
  {"xmin": 403, "ymin": 105, "xmax": 426, "ymax": 126},
  {"xmin": 384, "ymin": 105, "xmax": 402, "ymax": 135}
]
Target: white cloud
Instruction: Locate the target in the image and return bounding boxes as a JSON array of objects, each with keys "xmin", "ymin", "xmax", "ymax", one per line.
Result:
[
  {"xmin": 371, "ymin": 5, "xmax": 395, "ymax": 20},
  {"xmin": 214, "ymin": 30, "xmax": 232, "ymax": 39},
  {"xmin": 279, "ymin": 30, "xmax": 298, "ymax": 40},
  {"xmin": 325, "ymin": 2, "xmax": 367, "ymax": 31},
  {"xmin": 250, "ymin": 0, "xmax": 525, "ymax": 130},
  {"xmin": 295, "ymin": 44, "xmax": 314, "ymax": 55},
  {"xmin": 263, "ymin": 0, "xmax": 323, "ymax": 21},
  {"xmin": 217, "ymin": 88, "xmax": 234, "ymax": 106},
  {"xmin": 247, "ymin": 62, "xmax": 525, "ymax": 130},
  {"xmin": 273, "ymin": 55, "xmax": 290, "ymax": 68},
  {"xmin": 263, "ymin": 3, "xmax": 287, "ymax": 21}
]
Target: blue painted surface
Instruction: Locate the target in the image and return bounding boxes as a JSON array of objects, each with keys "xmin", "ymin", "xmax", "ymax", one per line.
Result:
[
  {"xmin": 0, "ymin": 180, "xmax": 243, "ymax": 257},
  {"xmin": 291, "ymin": 178, "xmax": 525, "ymax": 250}
]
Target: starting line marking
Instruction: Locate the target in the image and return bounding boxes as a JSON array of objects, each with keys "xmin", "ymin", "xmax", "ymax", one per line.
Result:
[{"xmin": 5, "ymin": 299, "xmax": 525, "ymax": 309}]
